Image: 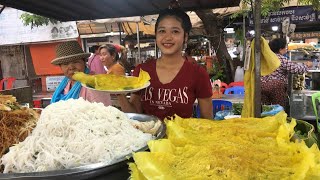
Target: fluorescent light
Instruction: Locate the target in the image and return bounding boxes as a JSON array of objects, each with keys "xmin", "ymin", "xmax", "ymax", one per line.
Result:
[
  {"xmin": 249, "ymin": 30, "xmax": 255, "ymax": 35},
  {"xmin": 224, "ymin": 28, "xmax": 235, "ymax": 34},
  {"xmin": 271, "ymin": 26, "xmax": 279, "ymax": 31}
]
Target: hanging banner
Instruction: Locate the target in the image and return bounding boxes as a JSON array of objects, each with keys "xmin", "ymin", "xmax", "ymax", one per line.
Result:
[
  {"xmin": 46, "ymin": 76, "xmax": 65, "ymax": 92},
  {"xmin": 290, "ymin": 31, "xmax": 320, "ymax": 39},
  {"xmin": 0, "ymin": 7, "xmax": 79, "ymax": 45},
  {"xmin": 249, "ymin": 6, "xmax": 319, "ymax": 25}
]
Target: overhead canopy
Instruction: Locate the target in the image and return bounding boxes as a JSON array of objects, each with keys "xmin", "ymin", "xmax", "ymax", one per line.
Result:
[
  {"xmin": 0, "ymin": 0, "xmax": 240, "ymax": 21},
  {"xmin": 77, "ymin": 7, "xmax": 241, "ymax": 36}
]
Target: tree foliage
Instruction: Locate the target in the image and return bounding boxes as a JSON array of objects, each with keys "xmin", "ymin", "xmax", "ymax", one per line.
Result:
[{"xmin": 20, "ymin": 13, "xmax": 58, "ymax": 29}]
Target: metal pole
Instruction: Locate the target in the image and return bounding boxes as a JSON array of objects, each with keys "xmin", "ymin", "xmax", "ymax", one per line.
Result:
[
  {"xmin": 242, "ymin": 14, "xmax": 246, "ymax": 62},
  {"xmin": 208, "ymin": 40, "xmax": 212, "ymax": 56},
  {"xmin": 254, "ymin": 0, "xmax": 261, "ymax": 118},
  {"xmin": 23, "ymin": 45, "xmax": 30, "ymax": 86},
  {"xmin": 254, "ymin": 0, "xmax": 262, "ymax": 118},
  {"xmin": 118, "ymin": 22, "xmax": 122, "ymax": 46},
  {"xmin": 136, "ymin": 22, "xmax": 141, "ymax": 64}
]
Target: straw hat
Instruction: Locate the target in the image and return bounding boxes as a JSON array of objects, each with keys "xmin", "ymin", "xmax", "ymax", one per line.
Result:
[{"xmin": 51, "ymin": 41, "xmax": 91, "ymax": 65}]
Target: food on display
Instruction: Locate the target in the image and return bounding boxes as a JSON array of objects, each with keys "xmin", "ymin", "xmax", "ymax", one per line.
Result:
[
  {"xmin": 130, "ymin": 120, "xmax": 162, "ymax": 135},
  {"xmin": 293, "ymin": 74, "xmax": 305, "ymax": 90},
  {"xmin": 0, "ymin": 95, "xmax": 39, "ymax": 158},
  {"xmin": 130, "ymin": 112, "xmax": 320, "ymax": 179},
  {"xmin": 72, "ymin": 69, "xmax": 150, "ymax": 91},
  {"xmin": 1, "ymin": 98, "xmax": 154, "ymax": 173},
  {"xmin": 288, "ymin": 43, "xmax": 315, "ymax": 51}
]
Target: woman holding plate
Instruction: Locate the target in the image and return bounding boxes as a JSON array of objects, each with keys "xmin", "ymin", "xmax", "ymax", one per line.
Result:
[
  {"xmin": 50, "ymin": 41, "xmax": 111, "ymax": 106},
  {"xmin": 117, "ymin": 8, "xmax": 213, "ymax": 120}
]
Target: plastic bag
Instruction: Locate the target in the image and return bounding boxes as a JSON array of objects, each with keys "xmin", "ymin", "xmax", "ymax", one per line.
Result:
[
  {"xmin": 214, "ymin": 110, "xmax": 234, "ymax": 120},
  {"xmin": 261, "ymin": 105, "xmax": 284, "ymax": 117}
]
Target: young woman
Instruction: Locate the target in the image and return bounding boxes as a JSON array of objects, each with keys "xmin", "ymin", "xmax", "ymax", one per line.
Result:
[
  {"xmin": 117, "ymin": 8, "xmax": 213, "ymax": 120},
  {"xmin": 99, "ymin": 44, "xmax": 125, "ymax": 76}
]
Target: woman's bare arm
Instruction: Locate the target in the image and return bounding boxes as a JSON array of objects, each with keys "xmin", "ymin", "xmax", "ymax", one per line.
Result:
[
  {"xmin": 198, "ymin": 97, "xmax": 213, "ymax": 119},
  {"xmin": 117, "ymin": 94, "xmax": 143, "ymax": 113}
]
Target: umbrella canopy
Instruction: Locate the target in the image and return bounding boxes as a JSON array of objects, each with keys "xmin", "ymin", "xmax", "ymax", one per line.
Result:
[{"xmin": 0, "ymin": 0, "xmax": 240, "ymax": 21}]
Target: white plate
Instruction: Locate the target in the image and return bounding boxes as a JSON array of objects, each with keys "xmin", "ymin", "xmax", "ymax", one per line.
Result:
[{"xmin": 81, "ymin": 81, "xmax": 150, "ymax": 94}]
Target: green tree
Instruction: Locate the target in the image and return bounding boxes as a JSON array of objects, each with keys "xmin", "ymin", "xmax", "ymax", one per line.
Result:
[{"xmin": 20, "ymin": 13, "xmax": 58, "ymax": 29}]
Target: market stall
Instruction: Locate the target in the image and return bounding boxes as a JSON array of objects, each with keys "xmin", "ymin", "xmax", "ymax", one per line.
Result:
[{"xmin": 287, "ymin": 41, "xmax": 320, "ymax": 123}]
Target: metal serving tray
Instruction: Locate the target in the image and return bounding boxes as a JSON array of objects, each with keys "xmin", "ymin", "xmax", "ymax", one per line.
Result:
[{"xmin": 0, "ymin": 113, "xmax": 166, "ymax": 180}]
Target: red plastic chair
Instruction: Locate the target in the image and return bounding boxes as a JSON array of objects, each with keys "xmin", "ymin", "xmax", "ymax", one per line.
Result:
[
  {"xmin": 0, "ymin": 77, "xmax": 16, "ymax": 90},
  {"xmin": 220, "ymin": 82, "xmax": 229, "ymax": 94},
  {"xmin": 228, "ymin": 81, "xmax": 244, "ymax": 87}
]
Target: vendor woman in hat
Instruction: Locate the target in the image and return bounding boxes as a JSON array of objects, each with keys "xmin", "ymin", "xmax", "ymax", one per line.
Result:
[{"xmin": 50, "ymin": 41, "xmax": 111, "ymax": 106}]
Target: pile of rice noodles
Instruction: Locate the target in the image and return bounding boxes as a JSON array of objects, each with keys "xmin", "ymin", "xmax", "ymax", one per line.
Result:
[{"xmin": 1, "ymin": 98, "xmax": 153, "ymax": 173}]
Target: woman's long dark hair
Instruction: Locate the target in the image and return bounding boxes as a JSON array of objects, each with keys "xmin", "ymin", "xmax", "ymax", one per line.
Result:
[{"xmin": 155, "ymin": 8, "xmax": 192, "ymax": 35}]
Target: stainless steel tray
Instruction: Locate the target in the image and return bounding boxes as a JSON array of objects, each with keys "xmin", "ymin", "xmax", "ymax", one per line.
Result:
[{"xmin": 0, "ymin": 113, "xmax": 166, "ymax": 180}]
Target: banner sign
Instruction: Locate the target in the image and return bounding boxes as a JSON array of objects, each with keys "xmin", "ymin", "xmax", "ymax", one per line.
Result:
[
  {"xmin": 290, "ymin": 31, "xmax": 320, "ymax": 39},
  {"xmin": 0, "ymin": 8, "xmax": 79, "ymax": 46},
  {"xmin": 46, "ymin": 76, "xmax": 64, "ymax": 92},
  {"xmin": 249, "ymin": 6, "xmax": 319, "ymax": 25}
]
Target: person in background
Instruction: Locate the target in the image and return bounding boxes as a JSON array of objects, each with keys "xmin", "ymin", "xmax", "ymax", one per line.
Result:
[
  {"xmin": 50, "ymin": 41, "xmax": 111, "ymax": 106},
  {"xmin": 99, "ymin": 44, "xmax": 125, "ymax": 76},
  {"xmin": 184, "ymin": 46, "xmax": 197, "ymax": 64},
  {"xmin": 114, "ymin": 44, "xmax": 131, "ymax": 74},
  {"xmin": 261, "ymin": 38, "xmax": 312, "ymax": 107},
  {"xmin": 117, "ymin": 8, "xmax": 213, "ymax": 120},
  {"xmin": 88, "ymin": 45, "xmax": 106, "ymax": 74}
]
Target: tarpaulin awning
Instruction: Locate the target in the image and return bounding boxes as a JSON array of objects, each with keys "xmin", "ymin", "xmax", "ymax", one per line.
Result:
[
  {"xmin": 77, "ymin": 7, "xmax": 241, "ymax": 36},
  {"xmin": 0, "ymin": 0, "xmax": 240, "ymax": 21}
]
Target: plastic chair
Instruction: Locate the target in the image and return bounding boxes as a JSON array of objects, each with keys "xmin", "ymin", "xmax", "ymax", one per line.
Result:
[
  {"xmin": 228, "ymin": 81, "xmax": 244, "ymax": 87},
  {"xmin": 33, "ymin": 99, "xmax": 42, "ymax": 108},
  {"xmin": 224, "ymin": 86, "xmax": 245, "ymax": 94},
  {"xmin": 220, "ymin": 82, "xmax": 229, "ymax": 94},
  {"xmin": 195, "ymin": 100, "xmax": 232, "ymax": 118},
  {"xmin": 0, "ymin": 77, "xmax": 16, "ymax": 90}
]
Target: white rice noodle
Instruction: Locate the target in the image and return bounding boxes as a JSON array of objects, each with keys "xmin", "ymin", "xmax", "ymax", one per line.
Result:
[{"xmin": 1, "ymin": 98, "xmax": 153, "ymax": 173}]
